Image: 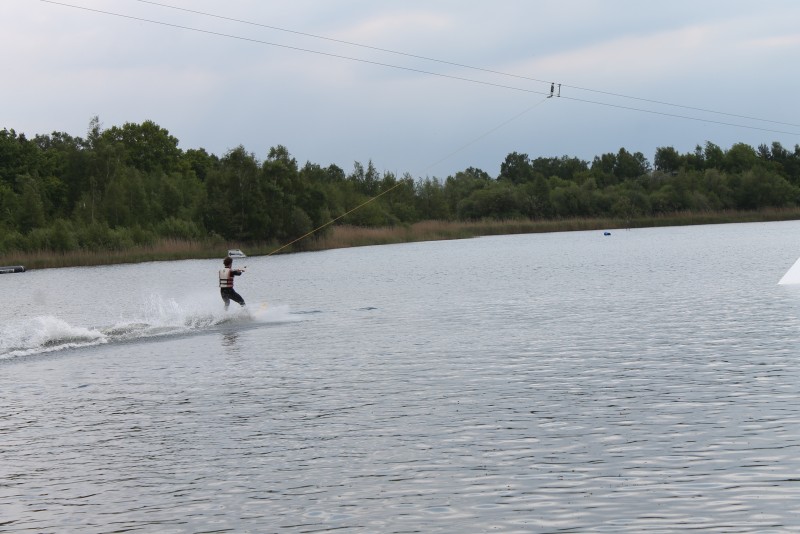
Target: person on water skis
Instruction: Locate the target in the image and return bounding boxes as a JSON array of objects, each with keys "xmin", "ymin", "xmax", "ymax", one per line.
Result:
[{"xmin": 219, "ymin": 256, "xmax": 246, "ymax": 310}]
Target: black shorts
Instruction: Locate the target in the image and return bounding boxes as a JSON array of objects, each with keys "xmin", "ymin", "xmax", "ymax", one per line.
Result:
[{"xmin": 220, "ymin": 287, "xmax": 245, "ymax": 307}]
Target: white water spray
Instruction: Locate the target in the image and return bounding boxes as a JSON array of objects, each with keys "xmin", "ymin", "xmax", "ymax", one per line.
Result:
[{"xmin": 0, "ymin": 293, "xmax": 304, "ymax": 360}]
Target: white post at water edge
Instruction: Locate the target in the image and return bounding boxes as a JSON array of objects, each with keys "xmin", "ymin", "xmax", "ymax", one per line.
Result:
[{"xmin": 778, "ymin": 256, "xmax": 800, "ymax": 285}]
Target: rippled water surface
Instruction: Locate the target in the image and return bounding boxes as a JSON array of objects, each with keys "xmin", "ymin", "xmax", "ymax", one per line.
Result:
[{"xmin": 2, "ymin": 221, "xmax": 800, "ymax": 532}]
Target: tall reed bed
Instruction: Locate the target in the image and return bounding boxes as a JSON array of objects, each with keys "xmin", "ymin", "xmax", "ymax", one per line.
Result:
[
  {"xmin": 309, "ymin": 218, "xmax": 625, "ymax": 251},
  {"xmin": 3, "ymin": 208, "xmax": 800, "ymax": 270},
  {"xmin": 0, "ymin": 239, "xmax": 251, "ymax": 270}
]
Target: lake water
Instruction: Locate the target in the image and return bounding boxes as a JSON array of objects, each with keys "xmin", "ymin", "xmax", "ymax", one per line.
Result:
[{"xmin": 2, "ymin": 221, "xmax": 800, "ymax": 533}]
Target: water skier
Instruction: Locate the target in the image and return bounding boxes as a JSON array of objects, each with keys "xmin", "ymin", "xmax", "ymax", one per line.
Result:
[{"xmin": 219, "ymin": 256, "xmax": 246, "ymax": 310}]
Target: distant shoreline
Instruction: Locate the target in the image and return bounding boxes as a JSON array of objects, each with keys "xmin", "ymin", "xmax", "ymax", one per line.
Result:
[{"xmin": 3, "ymin": 208, "xmax": 800, "ymax": 270}]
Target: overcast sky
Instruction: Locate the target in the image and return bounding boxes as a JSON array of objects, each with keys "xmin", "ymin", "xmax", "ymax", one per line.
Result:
[{"xmin": 3, "ymin": 0, "xmax": 799, "ymax": 179}]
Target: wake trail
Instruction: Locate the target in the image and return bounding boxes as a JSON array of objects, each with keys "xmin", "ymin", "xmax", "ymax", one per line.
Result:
[{"xmin": 0, "ymin": 295, "xmax": 306, "ymax": 361}]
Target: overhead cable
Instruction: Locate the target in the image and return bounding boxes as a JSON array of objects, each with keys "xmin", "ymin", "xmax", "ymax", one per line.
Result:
[
  {"xmin": 38, "ymin": 0, "xmax": 800, "ymax": 137},
  {"xmin": 130, "ymin": 0, "xmax": 800, "ymax": 130}
]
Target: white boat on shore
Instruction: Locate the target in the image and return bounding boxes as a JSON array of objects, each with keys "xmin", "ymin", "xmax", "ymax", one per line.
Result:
[
  {"xmin": 227, "ymin": 249, "xmax": 247, "ymax": 259},
  {"xmin": 0, "ymin": 265, "xmax": 25, "ymax": 274}
]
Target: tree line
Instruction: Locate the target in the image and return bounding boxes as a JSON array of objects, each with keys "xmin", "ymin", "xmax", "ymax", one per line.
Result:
[{"xmin": 2, "ymin": 117, "xmax": 800, "ymax": 254}]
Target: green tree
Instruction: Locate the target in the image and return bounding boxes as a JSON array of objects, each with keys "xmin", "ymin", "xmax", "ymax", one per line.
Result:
[
  {"xmin": 415, "ymin": 177, "xmax": 449, "ymax": 220},
  {"xmin": 444, "ymin": 167, "xmax": 491, "ymax": 215},
  {"xmin": 101, "ymin": 120, "xmax": 182, "ymax": 173},
  {"xmin": 614, "ymin": 148, "xmax": 650, "ymax": 179},
  {"xmin": 0, "ymin": 182, "xmax": 18, "ymax": 229},
  {"xmin": 590, "ymin": 152, "xmax": 617, "ymax": 187},
  {"xmin": 550, "ymin": 180, "xmax": 591, "ymax": 218},
  {"xmin": 286, "ymin": 206, "xmax": 313, "ymax": 243},
  {"xmin": 378, "ymin": 171, "xmax": 416, "ymax": 223},
  {"xmin": 348, "ymin": 159, "xmax": 381, "ymax": 196},
  {"xmin": 498, "ymin": 152, "xmax": 533, "ymax": 184},
  {"xmin": 518, "ymin": 174, "xmax": 552, "ymax": 219},
  {"xmin": 649, "ymin": 184, "xmax": 687, "ymax": 213},
  {"xmin": 700, "ymin": 168, "xmax": 734, "ymax": 209},
  {"xmin": 703, "ymin": 142, "xmax": 725, "ymax": 170},
  {"xmin": 734, "ymin": 167, "xmax": 796, "ymax": 209},
  {"xmin": 227, "ymin": 146, "xmax": 262, "ymax": 239},
  {"xmin": 102, "ymin": 175, "xmax": 130, "ymax": 227},
  {"xmin": 50, "ymin": 219, "xmax": 78, "ymax": 252},
  {"xmin": 202, "ymin": 146, "xmax": 261, "ymax": 240},
  {"xmin": 16, "ymin": 176, "xmax": 46, "ymax": 232},
  {"xmin": 764, "ymin": 142, "xmax": 800, "ymax": 185},
  {"xmin": 654, "ymin": 146, "xmax": 681, "ymax": 173},
  {"xmin": 724, "ymin": 143, "xmax": 758, "ymax": 174},
  {"xmin": 181, "ymin": 148, "xmax": 218, "ymax": 182},
  {"xmin": 0, "ymin": 129, "xmax": 41, "ymax": 187},
  {"xmin": 262, "ymin": 145, "xmax": 304, "ymax": 240},
  {"xmin": 531, "ymin": 155, "xmax": 588, "ymax": 181},
  {"xmin": 458, "ymin": 182, "xmax": 522, "ymax": 220}
]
